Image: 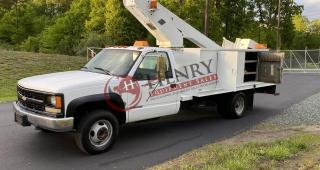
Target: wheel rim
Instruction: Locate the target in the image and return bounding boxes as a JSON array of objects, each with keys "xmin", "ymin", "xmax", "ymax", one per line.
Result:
[
  {"xmin": 234, "ymin": 95, "xmax": 245, "ymax": 116},
  {"xmin": 89, "ymin": 120, "xmax": 113, "ymax": 148}
]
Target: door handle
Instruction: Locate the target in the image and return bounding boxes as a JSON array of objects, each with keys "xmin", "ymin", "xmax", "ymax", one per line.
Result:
[{"xmin": 170, "ymin": 84, "xmax": 177, "ymax": 88}]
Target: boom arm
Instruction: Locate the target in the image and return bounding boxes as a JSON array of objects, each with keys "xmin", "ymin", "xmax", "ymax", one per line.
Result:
[{"xmin": 123, "ymin": 0, "xmax": 221, "ymax": 49}]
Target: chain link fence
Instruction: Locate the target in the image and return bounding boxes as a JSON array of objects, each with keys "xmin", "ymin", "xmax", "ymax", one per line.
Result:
[{"xmin": 281, "ymin": 49, "xmax": 320, "ymax": 73}]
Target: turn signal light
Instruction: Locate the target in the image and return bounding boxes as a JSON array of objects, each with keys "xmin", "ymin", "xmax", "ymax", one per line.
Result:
[
  {"xmin": 55, "ymin": 96, "xmax": 62, "ymax": 109},
  {"xmin": 150, "ymin": 0, "xmax": 157, "ymax": 11},
  {"xmin": 134, "ymin": 41, "xmax": 149, "ymax": 47}
]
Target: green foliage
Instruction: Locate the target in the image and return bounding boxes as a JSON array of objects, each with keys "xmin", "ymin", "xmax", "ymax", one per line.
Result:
[
  {"xmin": 310, "ymin": 20, "xmax": 320, "ymax": 34},
  {"xmin": 0, "ymin": 1, "xmax": 59, "ymax": 45},
  {"xmin": 20, "ymin": 36, "xmax": 40, "ymax": 52},
  {"xmin": 0, "ymin": 0, "xmax": 17, "ymax": 9},
  {"xmin": 152, "ymin": 133, "xmax": 320, "ymax": 170},
  {"xmin": 161, "ymin": 0, "xmax": 224, "ymax": 46},
  {"xmin": 293, "ymin": 15, "xmax": 309, "ymax": 32},
  {"xmin": 39, "ymin": 0, "xmax": 91, "ymax": 55},
  {"xmin": 0, "ymin": 6, "xmax": 5, "ymax": 18},
  {"xmin": 258, "ymin": 134, "xmax": 311, "ymax": 160},
  {"xmin": 104, "ymin": 0, "xmax": 147, "ymax": 46},
  {"xmin": 76, "ymin": 32, "xmax": 108, "ymax": 56},
  {"xmin": 85, "ymin": 0, "xmax": 105, "ymax": 33},
  {"xmin": 292, "ymin": 15, "xmax": 320, "ymax": 49},
  {"xmin": 0, "ymin": 0, "xmax": 319, "ymax": 54},
  {"xmin": 221, "ymin": 0, "xmax": 255, "ymax": 41}
]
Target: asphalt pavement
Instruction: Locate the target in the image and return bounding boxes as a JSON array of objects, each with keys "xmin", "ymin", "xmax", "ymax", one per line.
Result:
[{"xmin": 0, "ymin": 73, "xmax": 320, "ymax": 170}]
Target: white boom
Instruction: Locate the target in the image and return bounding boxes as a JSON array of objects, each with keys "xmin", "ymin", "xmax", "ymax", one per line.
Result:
[{"xmin": 123, "ymin": 0, "xmax": 221, "ymax": 49}]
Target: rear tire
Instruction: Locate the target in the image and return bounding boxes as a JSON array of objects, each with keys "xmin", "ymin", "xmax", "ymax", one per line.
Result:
[
  {"xmin": 218, "ymin": 92, "xmax": 247, "ymax": 119},
  {"xmin": 75, "ymin": 110, "xmax": 119, "ymax": 155}
]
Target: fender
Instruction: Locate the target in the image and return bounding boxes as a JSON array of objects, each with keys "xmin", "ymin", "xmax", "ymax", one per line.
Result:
[{"xmin": 66, "ymin": 93, "xmax": 126, "ymax": 124}]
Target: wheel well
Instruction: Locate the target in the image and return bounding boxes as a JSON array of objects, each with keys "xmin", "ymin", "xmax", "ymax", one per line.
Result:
[{"xmin": 73, "ymin": 101, "xmax": 126, "ymax": 129}]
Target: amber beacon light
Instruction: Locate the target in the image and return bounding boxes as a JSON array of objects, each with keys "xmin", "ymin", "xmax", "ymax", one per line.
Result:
[{"xmin": 150, "ymin": 0, "xmax": 157, "ymax": 11}]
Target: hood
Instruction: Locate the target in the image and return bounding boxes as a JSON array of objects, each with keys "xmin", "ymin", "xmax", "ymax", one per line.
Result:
[{"xmin": 18, "ymin": 71, "xmax": 112, "ymax": 93}]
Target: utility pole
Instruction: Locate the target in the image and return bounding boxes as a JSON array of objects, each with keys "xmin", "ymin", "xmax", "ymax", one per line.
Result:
[
  {"xmin": 204, "ymin": 0, "xmax": 209, "ymax": 36},
  {"xmin": 16, "ymin": 0, "xmax": 18, "ymax": 32},
  {"xmin": 276, "ymin": 0, "xmax": 281, "ymax": 52}
]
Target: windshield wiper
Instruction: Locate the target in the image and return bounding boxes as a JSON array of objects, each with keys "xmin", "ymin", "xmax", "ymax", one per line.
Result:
[{"xmin": 94, "ymin": 67, "xmax": 114, "ymax": 76}]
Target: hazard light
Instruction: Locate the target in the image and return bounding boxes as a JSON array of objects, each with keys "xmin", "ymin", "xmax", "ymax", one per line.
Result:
[
  {"xmin": 255, "ymin": 44, "xmax": 267, "ymax": 49},
  {"xmin": 134, "ymin": 41, "xmax": 149, "ymax": 47},
  {"xmin": 150, "ymin": 0, "xmax": 157, "ymax": 11}
]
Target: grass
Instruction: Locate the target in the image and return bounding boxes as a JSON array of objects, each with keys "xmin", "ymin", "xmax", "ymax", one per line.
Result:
[
  {"xmin": 151, "ymin": 133, "xmax": 320, "ymax": 170},
  {"xmin": 0, "ymin": 49, "xmax": 87, "ymax": 102}
]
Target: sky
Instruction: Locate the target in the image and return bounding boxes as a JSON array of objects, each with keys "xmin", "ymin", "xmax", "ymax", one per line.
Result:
[{"xmin": 296, "ymin": 0, "xmax": 320, "ymax": 21}]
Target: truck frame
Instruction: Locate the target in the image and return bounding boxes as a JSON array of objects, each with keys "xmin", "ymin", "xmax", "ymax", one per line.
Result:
[{"xmin": 13, "ymin": 0, "xmax": 283, "ymax": 154}]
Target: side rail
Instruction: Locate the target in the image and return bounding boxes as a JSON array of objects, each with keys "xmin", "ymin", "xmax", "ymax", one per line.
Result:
[{"xmin": 86, "ymin": 47, "xmax": 104, "ymax": 61}]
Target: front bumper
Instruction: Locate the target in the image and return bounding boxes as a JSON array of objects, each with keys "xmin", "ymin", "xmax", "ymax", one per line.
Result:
[{"xmin": 13, "ymin": 102, "xmax": 74, "ymax": 132}]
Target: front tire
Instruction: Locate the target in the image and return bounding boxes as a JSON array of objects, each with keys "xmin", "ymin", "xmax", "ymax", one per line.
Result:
[{"xmin": 75, "ymin": 110, "xmax": 119, "ymax": 155}]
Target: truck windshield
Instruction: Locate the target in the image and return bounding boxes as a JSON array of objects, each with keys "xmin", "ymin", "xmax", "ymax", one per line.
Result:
[{"xmin": 82, "ymin": 49, "xmax": 141, "ymax": 76}]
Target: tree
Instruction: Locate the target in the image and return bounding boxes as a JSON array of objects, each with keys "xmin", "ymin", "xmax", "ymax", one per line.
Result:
[
  {"xmin": 0, "ymin": 0, "xmax": 16, "ymax": 9},
  {"xmin": 0, "ymin": 6, "xmax": 5, "ymax": 18},
  {"xmin": 220, "ymin": 0, "xmax": 255, "ymax": 41},
  {"xmin": 310, "ymin": 20, "xmax": 320, "ymax": 34},
  {"xmin": 251, "ymin": 0, "xmax": 302, "ymax": 49},
  {"xmin": 85, "ymin": 0, "xmax": 105, "ymax": 33},
  {"xmin": 0, "ymin": 2, "xmax": 49, "ymax": 44},
  {"xmin": 0, "ymin": 0, "xmax": 316, "ymax": 54},
  {"xmin": 104, "ymin": 0, "xmax": 147, "ymax": 46},
  {"xmin": 293, "ymin": 15, "xmax": 309, "ymax": 32},
  {"xmin": 40, "ymin": 0, "xmax": 91, "ymax": 55},
  {"xmin": 159, "ymin": 0, "xmax": 224, "ymax": 46}
]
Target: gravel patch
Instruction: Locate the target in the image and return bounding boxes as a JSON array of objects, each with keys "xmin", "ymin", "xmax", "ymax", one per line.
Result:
[{"xmin": 268, "ymin": 92, "xmax": 320, "ymax": 126}]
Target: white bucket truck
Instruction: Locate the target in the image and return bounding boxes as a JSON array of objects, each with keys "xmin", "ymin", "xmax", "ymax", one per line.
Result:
[{"xmin": 13, "ymin": 0, "xmax": 283, "ymax": 154}]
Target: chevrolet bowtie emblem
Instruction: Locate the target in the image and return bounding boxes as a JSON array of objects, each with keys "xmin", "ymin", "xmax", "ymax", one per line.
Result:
[{"xmin": 22, "ymin": 96, "xmax": 27, "ymax": 101}]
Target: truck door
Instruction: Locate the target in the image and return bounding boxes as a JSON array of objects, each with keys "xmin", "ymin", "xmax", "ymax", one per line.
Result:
[
  {"xmin": 128, "ymin": 51, "xmax": 179, "ymax": 122},
  {"xmin": 258, "ymin": 52, "xmax": 284, "ymax": 84}
]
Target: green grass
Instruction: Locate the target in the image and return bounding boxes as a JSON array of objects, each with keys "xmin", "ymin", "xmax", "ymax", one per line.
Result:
[
  {"xmin": 152, "ymin": 134, "xmax": 320, "ymax": 170},
  {"xmin": 0, "ymin": 49, "xmax": 87, "ymax": 102}
]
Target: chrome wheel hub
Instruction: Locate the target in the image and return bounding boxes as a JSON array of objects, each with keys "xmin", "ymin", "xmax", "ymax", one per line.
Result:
[
  {"xmin": 89, "ymin": 120, "xmax": 113, "ymax": 148},
  {"xmin": 234, "ymin": 96, "xmax": 245, "ymax": 116}
]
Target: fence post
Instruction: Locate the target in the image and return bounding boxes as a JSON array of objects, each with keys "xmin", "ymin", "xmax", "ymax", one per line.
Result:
[
  {"xmin": 305, "ymin": 47, "xmax": 307, "ymax": 70},
  {"xmin": 290, "ymin": 51, "xmax": 292, "ymax": 69},
  {"xmin": 87, "ymin": 47, "xmax": 89, "ymax": 61},
  {"xmin": 318, "ymin": 48, "xmax": 320, "ymax": 66}
]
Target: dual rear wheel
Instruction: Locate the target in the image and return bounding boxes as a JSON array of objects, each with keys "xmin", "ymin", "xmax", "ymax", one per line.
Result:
[{"xmin": 218, "ymin": 92, "xmax": 248, "ymax": 119}]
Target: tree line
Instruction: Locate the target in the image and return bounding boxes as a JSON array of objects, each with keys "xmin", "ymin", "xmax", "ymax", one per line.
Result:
[{"xmin": 0, "ymin": 0, "xmax": 319, "ymax": 56}]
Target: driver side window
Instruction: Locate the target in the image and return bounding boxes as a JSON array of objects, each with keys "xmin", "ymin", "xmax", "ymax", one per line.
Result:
[{"xmin": 134, "ymin": 52, "xmax": 172, "ymax": 81}]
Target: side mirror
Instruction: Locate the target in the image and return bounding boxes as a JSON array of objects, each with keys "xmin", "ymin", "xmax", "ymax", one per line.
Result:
[{"xmin": 157, "ymin": 56, "xmax": 167, "ymax": 81}]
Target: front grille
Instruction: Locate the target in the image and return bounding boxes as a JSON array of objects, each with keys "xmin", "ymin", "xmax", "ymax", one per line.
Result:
[
  {"xmin": 17, "ymin": 86, "xmax": 46, "ymax": 113},
  {"xmin": 18, "ymin": 87, "xmax": 45, "ymax": 101}
]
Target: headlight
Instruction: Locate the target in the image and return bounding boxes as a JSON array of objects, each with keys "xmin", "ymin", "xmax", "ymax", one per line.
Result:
[{"xmin": 45, "ymin": 95, "xmax": 63, "ymax": 114}]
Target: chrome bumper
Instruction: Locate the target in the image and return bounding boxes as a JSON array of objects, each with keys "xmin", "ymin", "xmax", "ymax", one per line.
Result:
[{"xmin": 13, "ymin": 102, "xmax": 74, "ymax": 132}]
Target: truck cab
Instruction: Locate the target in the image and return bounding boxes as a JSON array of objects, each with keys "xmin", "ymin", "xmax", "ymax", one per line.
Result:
[{"xmin": 14, "ymin": 47, "xmax": 183, "ymax": 153}]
